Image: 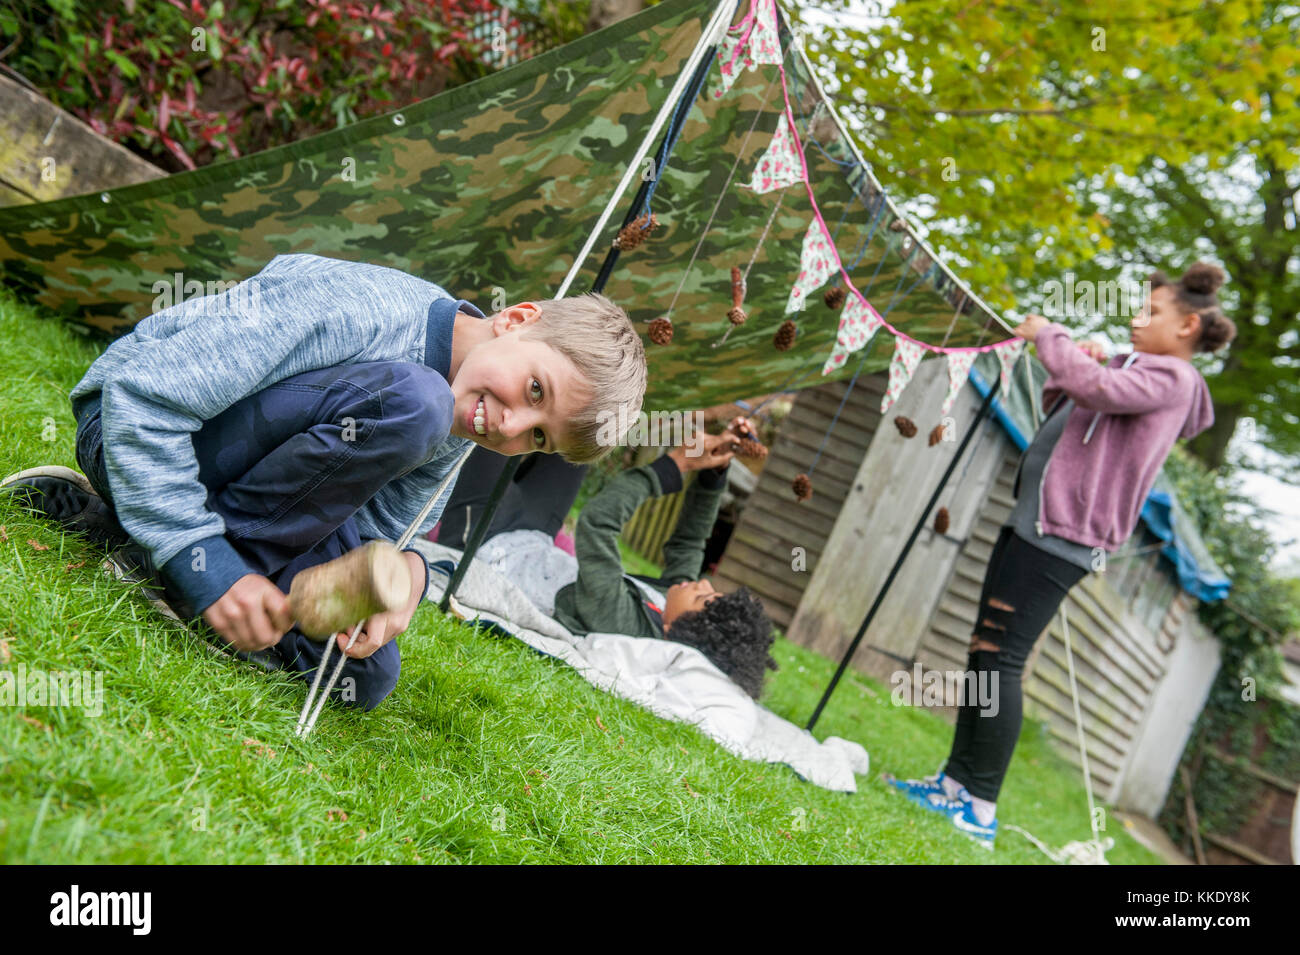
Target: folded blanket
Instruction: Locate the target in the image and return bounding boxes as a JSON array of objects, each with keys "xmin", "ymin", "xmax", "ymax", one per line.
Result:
[{"xmin": 410, "ymin": 535, "xmax": 871, "ymax": 793}]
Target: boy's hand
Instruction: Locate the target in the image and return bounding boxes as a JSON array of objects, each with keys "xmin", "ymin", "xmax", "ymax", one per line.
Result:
[
  {"xmin": 203, "ymin": 574, "xmax": 294, "ymax": 652},
  {"xmin": 669, "ymin": 430, "xmax": 740, "ymax": 474},
  {"xmin": 332, "ymin": 550, "xmax": 426, "ymax": 659},
  {"xmin": 1013, "ymin": 314, "xmax": 1051, "ymax": 342}
]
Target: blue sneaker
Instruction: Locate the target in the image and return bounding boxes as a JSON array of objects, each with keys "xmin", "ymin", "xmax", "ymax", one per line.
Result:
[
  {"xmin": 883, "ymin": 770, "xmax": 957, "ymax": 808},
  {"xmin": 925, "ymin": 792, "xmax": 998, "ymax": 849}
]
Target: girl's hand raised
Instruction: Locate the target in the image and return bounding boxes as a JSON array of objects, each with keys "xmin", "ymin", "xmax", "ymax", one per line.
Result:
[
  {"xmin": 1013, "ymin": 314, "xmax": 1051, "ymax": 342},
  {"xmin": 1076, "ymin": 340, "xmax": 1108, "ymax": 363}
]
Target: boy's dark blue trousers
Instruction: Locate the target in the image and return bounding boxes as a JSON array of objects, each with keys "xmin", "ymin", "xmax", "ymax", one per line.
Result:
[{"xmin": 74, "ymin": 361, "xmax": 451, "ymax": 711}]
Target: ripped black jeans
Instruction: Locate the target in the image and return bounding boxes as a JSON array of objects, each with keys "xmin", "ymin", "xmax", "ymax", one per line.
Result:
[{"xmin": 943, "ymin": 524, "xmax": 1090, "ymax": 802}]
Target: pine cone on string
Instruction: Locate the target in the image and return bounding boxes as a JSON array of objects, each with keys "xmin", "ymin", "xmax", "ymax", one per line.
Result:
[
  {"xmin": 614, "ymin": 212, "xmax": 659, "ymax": 251},
  {"xmin": 648, "ymin": 317, "xmax": 673, "ymax": 345},
  {"xmin": 726, "ymin": 265, "xmax": 748, "ymax": 326},
  {"xmin": 888, "ymin": 218, "xmax": 907, "ymax": 233},
  {"xmin": 823, "ymin": 286, "xmax": 846, "ymax": 310},
  {"xmin": 773, "ymin": 319, "xmax": 797, "ymax": 352},
  {"xmin": 933, "ymin": 507, "xmax": 950, "ymax": 535},
  {"xmin": 928, "ymin": 423, "xmax": 946, "ymax": 447},
  {"xmin": 894, "ymin": 416, "xmax": 918, "ymax": 438},
  {"xmin": 792, "ymin": 473, "xmax": 813, "ymax": 502},
  {"xmin": 736, "ymin": 437, "xmax": 768, "ymax": 461}
]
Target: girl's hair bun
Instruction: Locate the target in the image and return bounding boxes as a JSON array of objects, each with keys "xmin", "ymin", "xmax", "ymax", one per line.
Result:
[
  {"xmin": 1181, "ymin": 261, "xmax": 1225, "ymax": 296},
  {"xmin": 1196, "ymin": 308, "xmax": 1237, "ymax": 354}
]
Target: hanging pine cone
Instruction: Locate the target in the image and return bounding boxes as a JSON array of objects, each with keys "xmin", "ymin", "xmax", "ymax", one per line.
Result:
[
  {"xmin": 928, "ymin": 423, "xmax": 946, "ymax": 447},
  {"xmin": 933, "ymin": 507, "xmax": 950, "ymax": 535},
  {"xmin": 648, "ymin": 317, "xmax": 673, "ymax": 345},
  {"xmin": 792, "ymin": 473, "xmax": 813, "ymax": 502},
  {"xmin": 888, "ymin": 217, "xmax": 907, "ymax": 233},
  {"xmin": 823, "ymin": 286, "xmax": 846, "ymax": 310},
  {"xmin": 736, "ymin": 437, "xmax": 768, "ymax": 461},
  {"xmin": 614, "ymin": 212, "xmax": 659, "ymax": 251},
  {"xmin": 773, "ymin": 319, "xmax": 797, "ymax": 352},
  {"xmin": 894, "ymin": 416, "xmax": 918, "ymax": 438},
  {"xmin": 727, "ymin": 306, "xmax": 747, "ymax": 326}
]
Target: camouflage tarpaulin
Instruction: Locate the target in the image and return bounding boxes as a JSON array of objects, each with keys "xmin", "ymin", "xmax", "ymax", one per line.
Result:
[{"xmin": 0, "ymin": 0, "xmax": 1014, "ymax": 412}]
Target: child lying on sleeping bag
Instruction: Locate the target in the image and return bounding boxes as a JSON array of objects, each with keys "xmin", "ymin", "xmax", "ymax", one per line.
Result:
[{"xmin": 437, "ymin": 418, "xmax": 779, "ymax": 698}]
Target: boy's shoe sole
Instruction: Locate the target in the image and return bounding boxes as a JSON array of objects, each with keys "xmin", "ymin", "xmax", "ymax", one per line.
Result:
[
  {"xmin": 0, "ymin": 465, "xmax": 129, "ymax": 549},
  {"xmin": 1, "ymin": 465, "xmax": 96, "ymax": 497}
]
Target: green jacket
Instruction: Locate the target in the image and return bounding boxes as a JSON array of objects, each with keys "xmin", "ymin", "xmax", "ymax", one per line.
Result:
[{"xmin": 553, "ymin": 454, "xmax": 728, "ymax": 640}]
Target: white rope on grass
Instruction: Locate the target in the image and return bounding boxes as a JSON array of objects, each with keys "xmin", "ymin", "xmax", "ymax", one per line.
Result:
[{"xmin": 1004, "ymin": 824, "xmax": 1113, "ymax": 865}]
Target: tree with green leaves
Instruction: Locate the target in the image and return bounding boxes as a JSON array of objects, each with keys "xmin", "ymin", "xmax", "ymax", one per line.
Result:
[{"xmin": 801, "ymin": 0, "xmax": 1298, "ymax": 468}]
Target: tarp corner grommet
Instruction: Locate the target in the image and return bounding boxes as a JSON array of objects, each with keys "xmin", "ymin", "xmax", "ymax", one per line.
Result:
[
  {"xmin": 100, "ymin": 192, "xmax": 111, "ymax": 203},
  {"xmin": 393, "ymin": 113, "xmax": 406, "ymax": 127}
]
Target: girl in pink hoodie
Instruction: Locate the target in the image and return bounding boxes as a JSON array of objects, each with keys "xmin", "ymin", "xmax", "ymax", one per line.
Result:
[{"xmin": 887, "ymin": 262, "xmax": 1236, "ymax": 847}]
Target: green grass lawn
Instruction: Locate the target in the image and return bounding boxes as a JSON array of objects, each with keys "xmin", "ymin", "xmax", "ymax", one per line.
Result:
[{"xmin": 0, "ymin": 288, "xmax": 1161, "ymax": 864}]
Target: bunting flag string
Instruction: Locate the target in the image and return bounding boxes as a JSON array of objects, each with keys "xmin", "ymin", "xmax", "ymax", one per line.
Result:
[
  {"xmin": 821, "ymin": 294, "xmax": 884, "ymax": 374},
  {"xmin": 714, "ymin": 0, "xmax": 784, "ymax": 99},
  {"xmin": 748, "ymin": 0, "xmax": 785, "ymax": 65},
  {"xmin": 713, "ymin": 0, "xmax": 1025, "ymax": 419}
]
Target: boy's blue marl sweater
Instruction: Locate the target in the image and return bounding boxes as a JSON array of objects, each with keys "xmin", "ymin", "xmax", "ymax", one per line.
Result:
[{"xmin": 70, "ymin": 253, "xmax": 484, "ymax": 616}]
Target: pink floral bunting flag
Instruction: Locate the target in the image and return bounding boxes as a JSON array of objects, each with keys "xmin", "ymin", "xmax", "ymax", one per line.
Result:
[
  {"xmin": 744, "ymin": 111, "xmax": 803, "ymax": 194},
  {"xmin": 996, "ymin": 338, "xmax": 1026, "ymax": 397},
  {"xmin": 821, "ymin": 294, "xmax": 884, "ymax": 375},
  {"xmin": 941, "ymin": 351, "xmax": 978, "ymax": 416},
  {"xmin": 749, "ymin": 0, "xmax": 784, "ymax": 65},
  {"xmin": 882, "ymin": 336, "xmax": 925, "ymax": 414},
  {"xmin": 714, "ymin": 31, "xmax": 749, "ymax": 98},
  {"xmin": 713, "ymin": 0, "xmax": 783, "ymax": 98},
  {"xmin": 785, "ymin": 217, "xmax": 838, "ymax": 313}
]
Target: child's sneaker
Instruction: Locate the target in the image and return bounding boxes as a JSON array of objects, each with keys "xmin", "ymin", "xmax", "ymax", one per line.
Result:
[
  {"xmin": 0, "ymin": 465, "xmax": 129, "ymax": 549},
  {"xmin": 883, "ymin": 770, "xmax": 956, "ymax": 808},
  {"xmin": 926, "ymin": 793, "xmax": 998, "ymax": 850}
]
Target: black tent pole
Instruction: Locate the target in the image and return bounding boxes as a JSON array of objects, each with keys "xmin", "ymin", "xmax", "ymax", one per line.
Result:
[
  {"xmin": 440, "ymin": 30, "xmax": 723, "ymax": 613},
  {"xmin": 804, "ymin": 379, "xmax": 1000, "ymax": 732}
]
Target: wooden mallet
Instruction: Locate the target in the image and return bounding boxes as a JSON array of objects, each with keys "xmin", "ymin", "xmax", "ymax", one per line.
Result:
[
  {"xmin": 292, "ymin": 541, "xmax": 411, "ymax": 738},
  {"xmin": 288, "ymin": 540, "xmax": 412, "ymax": 640}
]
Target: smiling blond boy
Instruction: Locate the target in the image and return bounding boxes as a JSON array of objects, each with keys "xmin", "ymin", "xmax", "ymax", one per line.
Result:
[{"xmin": 2, "ymin": 253, "xmax": 646, "ymax": 709}]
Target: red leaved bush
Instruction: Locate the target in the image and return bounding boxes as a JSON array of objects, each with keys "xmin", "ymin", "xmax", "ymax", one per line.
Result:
[{"xmin": 7, "ymin": 0, "xmax": 547, "ymax": 170}]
